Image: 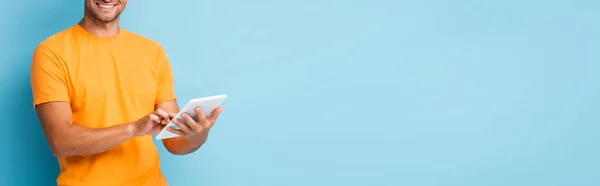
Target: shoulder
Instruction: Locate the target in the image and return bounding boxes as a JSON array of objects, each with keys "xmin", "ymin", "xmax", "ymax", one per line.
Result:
[
  {"xmin": 36, "ymin": 25, "xmax": 78, "ymax": 50},
  {"xmin": 120, "ymin": 29, "xmax": 166, "ymax": 52},
  {"xmin": 31, "ymin": 25, "xmax": 80, "ymax": 67},
  {"xmin": 33, "ymin": 24, "xmax": 84, "ymax": 61},
  {"xmin": 119, "ymin": 29, "xmax": 171, "ymax": 67}
]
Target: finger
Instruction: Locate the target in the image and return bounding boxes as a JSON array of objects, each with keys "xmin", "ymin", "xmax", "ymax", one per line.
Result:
[
  {"xmin": 154, "ymin": 109, "xmax": 171, "ymax": 123},
  {"xmin": 150, "ymin": 125, "xmax": 164, "ymax": 134},
  {"xmin": 160, "ymin": 112, "xmax": 178, "ymax": 125},
  {"xmin": 172, "ymin": 118, "xmax": 192, "ymax": 134},
  {"xmin": 166, "ymin": 126, "xmax": 185, "ymax": 136},
  {"xmin": 182, "ymin": 112, "xmax": 199, "ymax": 132},
  {"xmin": 194, "ymin": 107, "xmax": 208, "ymax": 127},
  {"xmin": 149, "ymin": 114, "xmax": 161, "ymax": 123},
  {"xmin": 207, "ymin": 107, "xmax": 223, "ymax": 124},
  {"xmin": 168, "ymin": 112, "xmax": 177, "ymax": 119},
  {"xmin": 160, "ymin": 120, "xmax": 169, "ymax": 125}
]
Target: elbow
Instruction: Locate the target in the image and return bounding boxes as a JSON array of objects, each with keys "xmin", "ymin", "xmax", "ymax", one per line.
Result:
[
  {"xmin": 48, "ymin": 140, "xmax": 70, "ymax": 158},
  {"xmin": 163, "ymin": 139, "xmax": 198, "ymax": 155},
  {"xmin": 164, "ymin": 145, "xmax": 188, "ymax": 155},
  {"xmin": 51, "ymin": 149, "xmax": 68, "ymax": 158},
  {"xmin": 51, "ymin": 151, "xmax": 67, "ymax": 158}
]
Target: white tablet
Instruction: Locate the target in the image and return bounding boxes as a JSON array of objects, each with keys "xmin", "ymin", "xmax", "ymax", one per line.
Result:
[{"xmin": 155, "ymin": 94, "xmax": 228, "ymax": 140}]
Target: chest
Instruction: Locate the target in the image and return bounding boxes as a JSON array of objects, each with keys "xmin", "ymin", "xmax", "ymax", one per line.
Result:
[{"xmin": 63, "ymin": 47, "xmax": 159, "ymax": 112}]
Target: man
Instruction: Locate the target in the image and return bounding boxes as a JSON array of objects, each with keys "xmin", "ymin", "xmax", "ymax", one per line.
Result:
[{"xmin": 29, "ymin": 0, "xmax": 223, "ymax": 185}]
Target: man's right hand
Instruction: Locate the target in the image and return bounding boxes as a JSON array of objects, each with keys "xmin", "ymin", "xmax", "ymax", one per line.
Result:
[{"xmin": 132, "ymin": 109, "xmax": 175, "ymax": 136}]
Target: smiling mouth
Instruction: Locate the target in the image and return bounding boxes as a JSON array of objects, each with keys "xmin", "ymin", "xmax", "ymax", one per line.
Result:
[{"xmin": 97, "ymin": 3, "xmax": 117, "ymax": 9}]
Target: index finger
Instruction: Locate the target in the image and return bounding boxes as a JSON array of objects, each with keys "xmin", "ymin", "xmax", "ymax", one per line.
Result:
[
  {"xmin": 154, "ymin": 108, "xmax": 171, "ymax": 123},
  {"xmin": 194, "ymin": 106, "xmax": 208, "ymax": 123},
  {"xmin": 160, "ymin": 112, "xmax": 178, "ymax": 125}
]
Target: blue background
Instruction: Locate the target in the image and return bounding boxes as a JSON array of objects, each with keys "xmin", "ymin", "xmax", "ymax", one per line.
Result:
[{"xmin": 1, "ymin": 0, "xmax": 599, "ymax": 185}]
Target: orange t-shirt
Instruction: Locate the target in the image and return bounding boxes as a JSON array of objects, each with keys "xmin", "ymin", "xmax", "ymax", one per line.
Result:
[{"xmin": 30, "ymin": 24, "xmax": 176, "ymax": 186}]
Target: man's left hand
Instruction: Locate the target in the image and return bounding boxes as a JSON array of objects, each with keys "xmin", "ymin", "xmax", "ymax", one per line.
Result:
[{"xmin": 167, "ymin": 106, "xmax": 223, "ymax": 146}]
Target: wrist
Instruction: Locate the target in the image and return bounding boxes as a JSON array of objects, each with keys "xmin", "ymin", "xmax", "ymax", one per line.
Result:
[{"xmin": 127, "ymin": 122, "xmax": 138, "ymax": 137}]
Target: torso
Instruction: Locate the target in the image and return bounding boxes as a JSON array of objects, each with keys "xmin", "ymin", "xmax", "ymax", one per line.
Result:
[{"xmin": 38, "ymin": 24, "xmax": 169, "ymax": 186}]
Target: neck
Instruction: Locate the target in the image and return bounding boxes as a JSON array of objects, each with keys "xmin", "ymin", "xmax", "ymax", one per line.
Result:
[{"xmin": 78, "ymin": 15, "xmax": 120, "ymax": 37}]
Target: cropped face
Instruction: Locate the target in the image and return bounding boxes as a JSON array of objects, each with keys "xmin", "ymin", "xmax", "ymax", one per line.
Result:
[{"xmin": 84, "ymin": 0, "xmax": 128, "ymax": 22}]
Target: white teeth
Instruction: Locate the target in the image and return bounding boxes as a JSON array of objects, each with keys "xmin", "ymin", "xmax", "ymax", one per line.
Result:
[{"xmin": 99, "ymin": 4, "xmax": 114, "ymax": 8}]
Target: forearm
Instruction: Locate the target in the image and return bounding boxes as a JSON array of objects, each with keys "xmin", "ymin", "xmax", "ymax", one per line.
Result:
[
  {"xmin": 49, "ymin": 123, "xmax": 135, "ymax": 157},
  {"xmin": 162, "ymin": 137, "xmax": 203, "ymax": 155}
]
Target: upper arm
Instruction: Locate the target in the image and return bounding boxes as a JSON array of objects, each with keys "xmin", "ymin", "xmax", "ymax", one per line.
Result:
[
  {"xmin": 35, "ymin": 102, "xmax": 73, "ymax": 150},
  {"xmin": 30, "ymin": 45, "xmax": 72, "ymax": 149},
  {"xmin": 155, "ymin": 45, "xmax": 177, "ymax": 105},
  {"xmin": 154, "ymin": 100, "xmax": 179, "ymax": 114},
  {"xmin": 30, "ymin": 45, "xmax": 70, "ymax": 108}
]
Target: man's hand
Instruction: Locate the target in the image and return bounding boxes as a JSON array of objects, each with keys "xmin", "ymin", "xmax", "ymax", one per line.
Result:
[
  {"xmin": 133, "ymin": 108, "xmax": 175, "ymax": 136},
  {"xmin": 166, "ymin": 106, "xmax": 223, "ymax": 146}
]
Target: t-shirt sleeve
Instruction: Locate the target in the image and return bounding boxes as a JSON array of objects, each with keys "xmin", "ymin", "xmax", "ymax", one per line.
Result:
[
  {"xmin": 155, "ymin": 46, "xmax": 177, "ymax": 105},
  {"xmin": 30, "ymin": 45, "xmax": 70, "ymax": 109}
]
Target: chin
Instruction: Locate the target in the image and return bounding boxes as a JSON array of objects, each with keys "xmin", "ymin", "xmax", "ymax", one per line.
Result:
[{"xmin": 99, "ymin": 15, "xmax": 119, "ymax": 22}]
